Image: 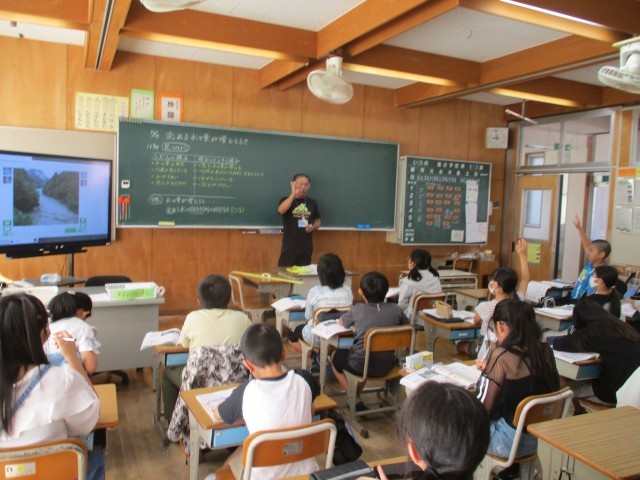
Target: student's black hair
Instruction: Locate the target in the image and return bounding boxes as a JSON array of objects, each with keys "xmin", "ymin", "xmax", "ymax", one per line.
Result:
[
  {"xmin": 197, "ymin": 274, "xmax": 231, "ymax": 309},
  {"xmin": 360, "ymin": 271, "xmax": 389, "ymax": 303},
  {"xmin": 591, "ymin": 239, "xmax": 611, "ymax": 258},
  {"xmin": 73, "ymin": 292, "xmax": 92, "ymax": 314},
  {"xmin": 317, "ymin": 253, "xmax": 346, "ymax": 289},
  {"xmin": 491, "ymin": 298, "xmax": 559, "ymax": 390},
  {"xmin": 240, "ymin": 323, "xmax": 283, "ymax": 368},
  {"xmin": 0, "ymin": 294, "xmax": 49, "ymax": 433},
  {"xmin": 569, "ymin": 300, "xmax": 640, "ymax": 349},
  {"xmin": 408, "ymin": 249, "xmax": 439, "ymax": 282},
  {"xmin": 292, "ymin": 173, "xmax": 310, "ymax": 183},
  {"xmin": 489, "ymin": 267, "xmax": 518, "ymax": 295},
  {"xmin": 397, "ymin": 382, "xmax": 489, "ymax": 480},
  {"xmin": 48, "ymin": 292, "xmax": 78, "ymax": 322},
  {"xmin": 594, "ymin": 265, "xmax": 621, "ymax": 318}
]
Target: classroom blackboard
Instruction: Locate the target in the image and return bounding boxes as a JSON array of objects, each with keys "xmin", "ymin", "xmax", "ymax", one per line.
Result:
[
  {"xmin": 394, "ymin": 156, "xmax": 491, "ymax": 245},
  {"xmin": 117, "ymin": 119, "xmax": 398, "ymax": 229}
]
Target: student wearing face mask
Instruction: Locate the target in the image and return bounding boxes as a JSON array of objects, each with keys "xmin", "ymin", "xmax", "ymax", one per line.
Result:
[
  {"xmin": 457, "ymin": 240, "xmax": 530, "ymax": 364},
  {"xmin": 581, "ymin": 265, "xmax": 621, "ymax": 319}
]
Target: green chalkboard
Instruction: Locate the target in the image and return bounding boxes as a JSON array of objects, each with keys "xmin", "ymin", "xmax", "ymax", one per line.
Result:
[
  {"xmin": 395, "ymin": 156, "xmax": 491, "ymax": 245},
  {"xmin": 116, "ymin": 119, "xmax": 398, "ymax": 229}
]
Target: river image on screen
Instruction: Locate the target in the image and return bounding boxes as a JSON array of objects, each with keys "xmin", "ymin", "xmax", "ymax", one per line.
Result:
[{"xmin": 13, "ymin": 168, "xmax": 79, "ymax": 226}]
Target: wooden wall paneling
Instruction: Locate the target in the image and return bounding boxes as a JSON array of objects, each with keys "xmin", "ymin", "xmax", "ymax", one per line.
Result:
[
  {"xmin": 417, "ymin": 100, "xmax": 471, "ymax": 160},
  {"xmin": 150, "ymin": 229, "xmax": 230, "ymax": 313},
  {"xmin": 227, "ymin": 230, "xmax": 282, "ymax": 274},
  {"xmin": 155, "ymin": 57, "xmax": 233, "ymax": 126},
  {"xmin": 362, "ymin": 86, "xmax": 420, "ymax": 156},
  {"xmin": 66, "ymin": 48, "xmax": 156, "ymax": 128},
  {"xmin": 487, "ymin": 178, "xmax": 504, "ymax": 255},
  {"xmin": 468, "ymin": 101, "xmax": 507, "ymax": 180},
  {"xmin": 0, "ymin": 37, "xmax": 67, "ymax": 129},
  {"xmin": 74, "ymin": 229, "xmax": 154, "ymax": 283},
  {"xmin": 0, "ymin": 255, "xmax": 68, "ymax": 284},
  {"xmin": 300, "ymin": 84, "xmax": 365, "ymax": 138},
  {"xmin": 231, "ymin": 68, "xmax": 303, "ymax": 132},
  {"xmin": 312, "ymin": 230, "xmax": 360, "ymax": 271},
  {"xmin": 617, "ymin": 109, "xmax": 635, "ymax": 167}
]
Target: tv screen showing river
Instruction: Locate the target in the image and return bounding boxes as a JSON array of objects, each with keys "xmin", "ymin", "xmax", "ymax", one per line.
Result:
[{"xmin": 0, "ymin": 151, "xmax": 112, "ymax": 253}]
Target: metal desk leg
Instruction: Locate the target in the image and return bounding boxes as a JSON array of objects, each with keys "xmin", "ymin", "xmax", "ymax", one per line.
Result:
[
  {"xmin": 425, "ymin": 323, "xmax": 437, "ymax": 352},
  {"xmin": 188, "ymin": 411, "xmax": 200, "ymax": 480},
  {"xmin": 319, "ymin": 338, "xmax": 328, "ymax": 394},
  {"xmin": 154, "ymin": 356, "xmax": 163, "ymax": 423}
]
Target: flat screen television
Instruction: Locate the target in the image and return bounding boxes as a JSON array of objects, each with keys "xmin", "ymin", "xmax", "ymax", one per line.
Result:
[{"xmin": 0, "ymin": 151, "xmax": 113, "ymax": 258}]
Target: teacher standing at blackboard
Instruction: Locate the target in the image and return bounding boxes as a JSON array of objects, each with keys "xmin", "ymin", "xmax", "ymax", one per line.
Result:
[{"xmin": 277, "ymin": 173, "xmax": 321, "ymax": 267}]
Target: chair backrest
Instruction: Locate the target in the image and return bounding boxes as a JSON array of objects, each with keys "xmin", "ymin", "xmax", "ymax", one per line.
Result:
[
  {"xmin": 241, "ymin": 419, "xmax": 337, "ymax": 480},
  {"xmin": 504, "ymin": 387, "xmax": 573, "ymax": 464},
  {"xmin": 617, "ymin": 365, "xmax": 640, "ymax": 408},
  {"xmin": 364, "ymin": 325, "xmax": 414, "ymax": 354},
  {"xmin": 410, "ymin": 293, "xmax": 446, "ymax": 324},
  {"xmin": 453, "ymin": 258, "xmax": 474, "ymax": 272},
  {"xmin": 228, "ymin": 274, "xmax": 246, "ymax": 311},
  {"xmin": 0, "ymin": 438, "xmax": 88, "ymax": 480},
  {"xmin": 84, "ymin": 275, "xmax": 132, "ymax": 287},
  {"xmin": 312, "ymin": 305, "xmax": 352, "ymax": 325}
]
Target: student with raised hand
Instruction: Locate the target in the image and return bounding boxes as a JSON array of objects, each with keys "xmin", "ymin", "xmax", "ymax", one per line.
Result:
[
  {"xmin": 553, "ymin": 300, "xmax": 640, "ymax": 406},
  {"xmin": 214, "ymin": 323, "xmax": 320, "ymax": 480},
  {"xmin": 46, "ymin": 291, "xmax": 101, "ymax": 375},
  {"xmin": 0, "ymin": 295, "xmax": 99, "ymax": 444},
  {"xmin": 569, "ymin": 215, "xmax": 611, "ymax": 300},
  {"xmin": 397, "ymin": 249, "xmax": 442, "ymax": 318},
  {"xmin": 377, "ymin": 382, "xmax": 490, "ymax": 480},
  {"xmin": 476, "ymin": 298, "xmax": 559, "ymax": 480},
  {"xmin": 288, "ymin": 253, "xmax": 353, "ymax": 352},
  {"xmin": 330, "ymin": 272, "xmax": 409, "ymax": 411},
  {"xmin": 458, "ymin": 239, "xmax": 529, "ymax": 362}
]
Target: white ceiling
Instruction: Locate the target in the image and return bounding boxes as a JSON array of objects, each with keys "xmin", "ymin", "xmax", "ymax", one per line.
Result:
[{"xmin": 0, "ymin": 1, "xmax": 622, "ymax": 105}]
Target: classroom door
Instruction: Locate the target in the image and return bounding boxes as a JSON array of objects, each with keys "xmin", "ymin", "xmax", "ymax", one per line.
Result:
[{"xmin": 515, "ymin": 175, "xmax": 561, "ymax": 281}]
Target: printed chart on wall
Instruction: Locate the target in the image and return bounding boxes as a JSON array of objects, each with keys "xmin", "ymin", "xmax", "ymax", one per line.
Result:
[
  {"xmin": 615, "ymin": 167, "xmax": 640, "ymax": 235},
  {"xmin": 396, "ymin": 156, "xmax": 491, "ymax": 245}
]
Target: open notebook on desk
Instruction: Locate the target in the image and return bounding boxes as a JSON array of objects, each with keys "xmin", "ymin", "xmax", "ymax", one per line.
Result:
[
  {"xmin": 422, "ymin": 308, "xmax": 475, "ymax": 324},
  {"xmin": 401, "ymin": 362, "xmax": 481, "ymax": 390}
]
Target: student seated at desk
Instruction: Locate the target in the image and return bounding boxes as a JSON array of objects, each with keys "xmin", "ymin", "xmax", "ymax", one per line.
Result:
[
  {"xmin": 580, "ymin": 265, "xmax": 622, "ymax": 318},
  {"xmin": 0, "ymin": 294, "xmax": 100, "ymax": 470},
  {"xmin": 562, "ymin": 216, "xmax": 611, "ymax": 302},
  {"xmin": 398, "ymin": 249, "xmax": 442, "ymax": 318},
  {"xmin": 288, "ymin": 253, "xmax": 353, "ymax": 351},
  {"xmin": 477, "ymin": 299, "xmax": 559, "ymax": 480},
  {"xmin": 162, "ymin": 274, "xmax": 251, "ymax": 420},
  {"xmin": 330, "ymin": 272, "xmax": 409, "ymax": 411},
  {"xmin": 553, "ymin": 300, "xmax": 640, "ymax": 406},
  {"xmin": 377, "ymin": 382, "xmax": 490, "ymax": 480},
  {"xmin": 45, "ymin": 292, "xmax": 101, "ymax": 375},
  {"xmin": 457, "ymin": 239, "xmax": 529, "ymax": 362},
  {"xmin": 214, "ymin": 323, "xmax": 320, "ymax": 480}
]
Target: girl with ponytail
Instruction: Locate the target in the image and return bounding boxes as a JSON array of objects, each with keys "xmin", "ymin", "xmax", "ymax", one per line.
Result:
[{"xmin": 398, "ymin": 249, "xmax": 442, "ymax": 318}]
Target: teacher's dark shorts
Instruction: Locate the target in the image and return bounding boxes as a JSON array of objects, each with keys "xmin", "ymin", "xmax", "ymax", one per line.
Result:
[{"xmin": 278, "ymin": 245, "xmax": 312, "ymax": 267}]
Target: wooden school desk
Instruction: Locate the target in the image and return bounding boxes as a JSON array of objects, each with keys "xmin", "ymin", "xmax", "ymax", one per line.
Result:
[
  {"xmin": 230, "ymin": 271, "xmax": 300, "ymax": 302},
  {"xmin": 277, "ymin": 269, "xmax": 358, "ymax": 298},
  {"xmin": 317, "ymin": 330, "xmax": 355, "ymax": 393},
  {"xmin": 94, "ymin": 384, "xmax": 119, "ymax": 430},
  {"xmin": 529, "ymin": 407, "xmax": 640, "ymax": 480},
  {"xmin": 417, "ymin": 313, "xmax": 480, "ymax": 354},
  {"xmin": 534, "ymin": 308, "xmax": 574, "ymax": 331},
  {"xmin": 555, "ymin": 357, "xmax": 603, "ymax": 381},
  {"xmin": 153, "ymin": 345, "xmax": 189, "ymax": 422},
  {"xmin": 438, "ymin": 269, "xmax": 478, "ymax": 290},
  {"xmin": 181, "ymin": 384, "xmax": 338, "ymax": 480},
  {"xmin": 454, "ymin": 288, "xmax": 489, "ymax": 311},
  {"xmin": 283, "ymin": 456, "xmax": 409, "ymax": 480}
]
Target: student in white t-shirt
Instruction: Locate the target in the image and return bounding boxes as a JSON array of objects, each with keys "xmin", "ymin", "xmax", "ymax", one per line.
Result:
[
  {"xmin": 46, "ymin": 292, "xmax": 101, "ymax": 375},
  {"xmin": 215, "ymin": 323, "xmax": 319, "ymax": 480},
  {"xmin": 457, "ymin": 239, "xmax": 530, "ymax": 364}
]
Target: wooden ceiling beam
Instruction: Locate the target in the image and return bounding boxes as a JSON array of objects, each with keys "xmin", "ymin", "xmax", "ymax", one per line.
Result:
[
  {"xmin": 345, "ymin": 44, "xmax": 480, "ymax": 87},
  {"xmin": 276, "ymin": 61, "xmax": 324, "ymax": 91},
  {"xmin": 259, "ymin": 60, "xmax": 309, "ymax": 89},
  {"xmin": 0, "ymin": 0, "xmax": 88, "ymax": 30},
  {"xmin": 121, "ymin": 1, "xmax": 316, "ymax": 61},
  {"xmin": 84, "ymin": 0, "xmax": 132, "ymax": 71},
  {"xmin": 461, "ymin": 0, "xmax": 631, "ymax": 44},
  {"xmin": 505, "ymin": 0, "xmax": 640, "ymax": 36},
  {"xmin": 395, "ymin": 36, "xmax": 617, "ymax": 107},
  {"xmin": 489, "ymin": 77, "xmax": 603, "ymax": 108},
  {"xmin": 344, "ymin": 0, "xmax": 461, "ymax": 57},
  {"xmin": 317, "ymin": 0, "xmax": 431, "ymax": 58}
]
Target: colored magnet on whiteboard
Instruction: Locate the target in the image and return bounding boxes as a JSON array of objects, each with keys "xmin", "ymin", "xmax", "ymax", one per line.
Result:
[{"xmin": 357, "ymin": 224, "xmax": 371, "ymax": 229}]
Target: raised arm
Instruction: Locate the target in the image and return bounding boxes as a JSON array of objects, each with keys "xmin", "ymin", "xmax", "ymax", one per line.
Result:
[
  {"xmin": 515, "ymin": 238, "xmax": 530, "ymax": 298},
  {"xmin": 277, "ymin": 181, "xmax": 298, "ymax": 215},
  {"xmin": 573, "ymin": 215, "xmax": 591, "ymax": 252}
]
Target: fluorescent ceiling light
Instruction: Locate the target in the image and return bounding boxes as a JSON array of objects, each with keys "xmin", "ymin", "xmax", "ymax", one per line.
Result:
[{"xmin": 500, "ymin": 0, "xmax": 604, "ymax": 28}]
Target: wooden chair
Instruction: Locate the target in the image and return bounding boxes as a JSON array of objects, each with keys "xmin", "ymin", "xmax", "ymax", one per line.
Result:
[
  {"xmin": 299, "ymin": 305, "xmax": 352, "ymax": 371},
  {"xmin": 473, "ymin": 386, "xmax": 574, "ymax": 480},
  {"xmin": 409, "ymin": 292, "xmax": 446, "ymax": 351},
  {"xmin": 217, "ymin": 419, "xmax": 337, "ymax": 480},
  {"xmin": 343, "ymin": 325, "xmax": 414, "ymax": 438},
  {"xmin": 0, "ymin": 438, "xmax": 88, "ymax": 480},
  {"xmin": 453, "ymin": 257, "xmax": 475, "ymax": 272},
  {"xmin": 228, "ymin": 274, "xmax": 274, "ymax": 323}
]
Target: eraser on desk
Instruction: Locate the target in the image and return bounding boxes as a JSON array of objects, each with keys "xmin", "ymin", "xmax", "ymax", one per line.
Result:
[
  {"xmin": 357, "ymin": 224, "xmax": 371, "ymax": 229},
  {"xmin": 158, "ymin": 221, "xmax": 175, "ymax": 226}
]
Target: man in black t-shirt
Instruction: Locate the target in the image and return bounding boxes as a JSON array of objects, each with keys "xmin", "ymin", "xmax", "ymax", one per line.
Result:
[{"xmin": 277, "ymin": 173, "xmax": 321, "ymax": 267}]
